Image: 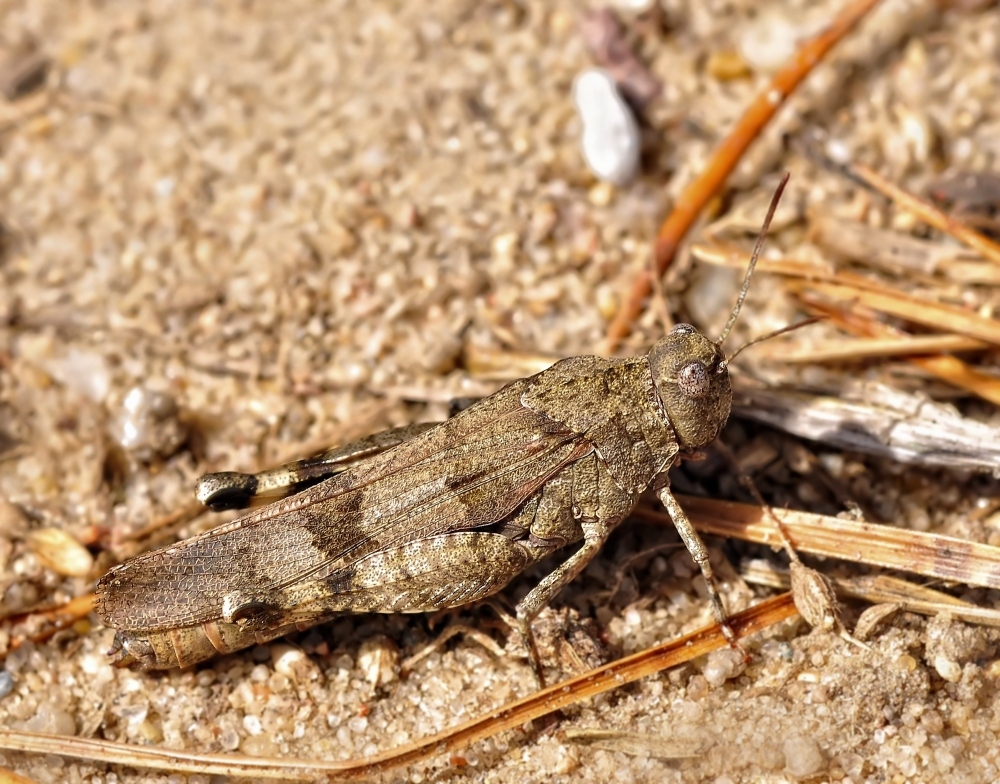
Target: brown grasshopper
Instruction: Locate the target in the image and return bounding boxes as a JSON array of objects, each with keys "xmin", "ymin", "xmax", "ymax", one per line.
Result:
[{"xmin": 95, "ymin": 178, "xmax": 791, "ymax": 676}]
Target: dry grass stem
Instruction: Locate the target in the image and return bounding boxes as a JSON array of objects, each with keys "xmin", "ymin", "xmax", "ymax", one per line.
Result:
[
  {"xmin": 852, "ymin": 163, "xmax": 1000, "ymax": 268},
  {"xmin": 799, "ymin": 295, "xmax": 1000, "ymax": 406},
  {"xmin": 791, "ymin": 280, "xmax": 1000, "ymax": 347},
  {"xmin": 648, "ymin": 496, "xmax": 1000, "ymax": 591},
  {"xmin": 0, "ymin": 595, "xmax": 798, "ymax": 780},
  {"xmin": 602, "ymin": 0, "xmax": 885, "ymax": 352},
  {"xmin": 769, "ymin": 333, "xmax": 990, "ymax": 363},
  {"xmin": 741, "ymin": 563, "xmax": 1000, "ymax": 629}
]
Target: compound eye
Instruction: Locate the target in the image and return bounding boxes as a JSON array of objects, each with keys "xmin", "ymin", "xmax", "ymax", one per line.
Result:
[
  {"xmin": 670, "ymin": 323, "xmax": 697, "ymax": 335},
  {"xmin": 678, "ymin": 360, "xmax": 710, "ymax": 398}
]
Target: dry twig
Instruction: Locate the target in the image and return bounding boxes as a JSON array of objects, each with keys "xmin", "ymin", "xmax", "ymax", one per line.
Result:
[
  {"xmin": 0, "ymin": 594, "xmax": 798, "ymax": 780},
  {"xmin": 733, "ymin": 380, "xmax": 1000, "ymax": 471},
  {"xmin": 851, "ymin": 163, "xmax": 1000, "ymax": 268},
  {"xmin": 691, "ymin": 239, "xmax": 1000, "ymax": 405},
  {"xmin": 798, "ymin": 294, "xmax": 1000, "ymax": 406},
  {"xmin": 602, "ymin": 0, "xmax": 884, "ymax": 353}
]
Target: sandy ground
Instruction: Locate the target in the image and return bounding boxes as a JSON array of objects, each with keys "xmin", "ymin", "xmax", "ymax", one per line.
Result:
[{"xmin": 1, "ymin": 0, "xmax": 1000, "ymax": 782}]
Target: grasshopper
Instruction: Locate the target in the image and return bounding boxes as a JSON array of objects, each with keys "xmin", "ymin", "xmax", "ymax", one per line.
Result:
[{"xmin": 95, "ymin": 178, "xmax": 791, "ymax": 676}]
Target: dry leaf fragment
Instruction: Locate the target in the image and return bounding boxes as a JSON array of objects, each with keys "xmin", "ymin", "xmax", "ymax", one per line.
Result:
[
  {"xmin": 578, "ymin": 8, "xmax": 662, "ymax": 111},
  {"xmin": 26, "ymin": 528, "xmax": 93, "ymax": 577},
  {"xmin": 0, "ymin": 51, "xmax": 49, "ymax": 99}
]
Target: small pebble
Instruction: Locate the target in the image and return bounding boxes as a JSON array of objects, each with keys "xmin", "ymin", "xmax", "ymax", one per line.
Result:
[
  {"xmin": 588, "ymin": 182, "xmax": 615, "ymax": 207},
  {"xmin": 39, "ymin": 348, "xmax": 111, "ymax": 403},
  {"xmin": 0, "ymin": 670, "xmax": 14, "ymax": 699},
  {"xmin": 686, "ymin": 674, "xmax": 709, "ymax": 701},
  {"xmin": 219, "ymin": 728, "xmax": 240, "ymax": 751},
  {"xmin": 933, "ymin": 654, "xmax": 962, "ymax": 683},
  {"xmin": 738, "ymin": 14, "xmax": 800, "ymax": 72},
  {"xmin": 572, "ymin": 68, "xmax": 640, "ymax": 186},
  {"xmin": 529, "ymin": 201, "xmax": 558, "ymax": 242},
  {"xmin": 25, "ymin": 704, "xmax": 76, "ymax": 736},
  {"xmin": 895, "ymin": 654, "xmax": 918, "ymax": 673},
  {"xmin": 612, "ymin": 0, "xmax": 654, "ymax": 11},
  {"xmin": 137, "ymin": 718, "xmax": 164, "ymax": 743},
  {"xmin": 490, "ymin": 231, "xmax": 519, "ymax": 263},
  {"xmin": 271, "ymin": 644, "xmax": 316, "ymax": 682},
  {"xmin": 706, "ymin": 49, "xmax": 751, "ymax": 81},
  {"xmin": 737, "ymin": 10, "xmax": 827, "ymax": 73},
  {"xmin": 837, "ymin": 752, "xmax": 865, "ymax": 778},
  {"xmin": 240, "ymin": 733, "xmax": 278, "ymax": 757},
  {"xmin": 113, "ymin": 386, "xmax": 187, "ymax": 462},
  {"xmin": 243, "ymin": 714, "xmax": 263, "ymax": 736},
  {"xmin": 357, "ymin": 635, "xmax": 399, "ymax": 689},
  {"xmin": 683, "ymin": 263, "xmax": 740, "ymax": 332},
  {"xmin": 702, "ymin": 647, "xmax": 746, "ymax": 688},
  {"xmin": 26, "ymin": 527, "xmax": 93, "ymax": 577},
  {"xmin": 783, "ymin": 734, "xmax": 827, "ymax": 777}
]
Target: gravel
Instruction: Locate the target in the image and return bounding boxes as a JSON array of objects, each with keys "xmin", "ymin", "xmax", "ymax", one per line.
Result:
[{"xmin": 1, "ymin": 1, "xmax": 999, "ymax": 782}]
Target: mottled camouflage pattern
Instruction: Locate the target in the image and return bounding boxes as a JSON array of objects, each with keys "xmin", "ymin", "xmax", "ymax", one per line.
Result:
[{"xmin": 95, "ymin": 326, "xmax": 732, "ymax": 670}]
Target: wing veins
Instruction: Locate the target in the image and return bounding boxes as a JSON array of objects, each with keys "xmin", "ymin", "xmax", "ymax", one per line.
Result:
[{"xmin": 270, "ymin": 432, "xmax": 588, "ymax": 591}]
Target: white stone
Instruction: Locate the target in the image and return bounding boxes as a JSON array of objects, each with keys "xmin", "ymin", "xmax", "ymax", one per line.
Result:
[{"xmin": 572, "ymin": 68, "xmax": 640, "ymax": 187}]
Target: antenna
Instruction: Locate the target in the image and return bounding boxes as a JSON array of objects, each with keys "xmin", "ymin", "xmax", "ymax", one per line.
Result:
[
  {"xmin": 726, "ymin": 316, "xmax": 823, "ymax": 364},
  {"xmin": 717, "ymin": 172, "xmax": 790, "ymax": 347}
]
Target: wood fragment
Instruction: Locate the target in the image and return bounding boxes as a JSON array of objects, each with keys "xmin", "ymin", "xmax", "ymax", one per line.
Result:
[
  {"xmin": 732, "ymin": 381, "xmax": 1000, "ymax": 472},
  {"xmin": 809, "ymin": 213, "xmax": 975, "ymax": 275}
]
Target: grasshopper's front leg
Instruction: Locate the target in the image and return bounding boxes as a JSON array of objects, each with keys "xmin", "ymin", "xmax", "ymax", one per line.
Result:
[
  {"xmin": 655, "ymin": 480, "xmax": 739, "ymax": 646},
  {"xmin": 195, "ymin": 422, "xmax": 440, "ymax": 510}
]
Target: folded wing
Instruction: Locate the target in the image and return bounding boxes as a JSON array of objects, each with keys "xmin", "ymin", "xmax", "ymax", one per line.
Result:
[{"xmin": 96, "ymin": 381, "xmax": 591, "ymax": 631}]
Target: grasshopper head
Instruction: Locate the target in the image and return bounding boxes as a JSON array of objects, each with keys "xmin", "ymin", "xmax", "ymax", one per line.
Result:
[
  {"xmin": 647, "ymin": 324, "xmax": 731, "ymax": 450},
  {"xmin": 644, "ymin": 174, "xmax": 794, "ymax": 450}
]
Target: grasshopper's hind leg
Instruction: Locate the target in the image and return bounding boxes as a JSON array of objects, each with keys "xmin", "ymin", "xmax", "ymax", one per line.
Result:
[{"xmin": 195, "ymin": 422, "xmax": 440, "ymax": 510}]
